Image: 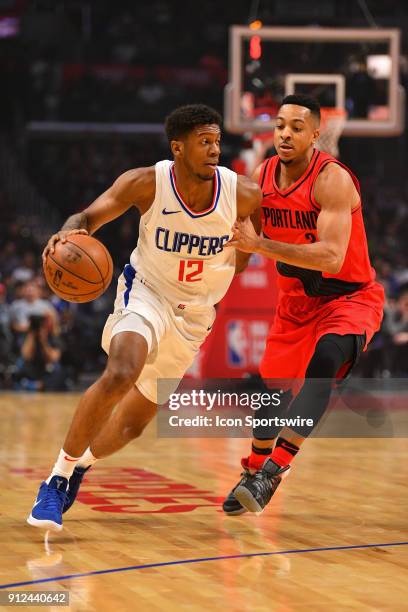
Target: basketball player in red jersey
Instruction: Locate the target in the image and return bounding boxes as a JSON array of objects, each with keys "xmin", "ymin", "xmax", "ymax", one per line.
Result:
[{"xmin": 223, "ymin": 94, "xmax": 384, "ymax": 515}]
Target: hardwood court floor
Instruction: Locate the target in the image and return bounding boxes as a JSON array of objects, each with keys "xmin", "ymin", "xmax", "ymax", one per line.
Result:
[{"xmin": 0, "ymin": 393, "xmax": 407, "ymax": 611}]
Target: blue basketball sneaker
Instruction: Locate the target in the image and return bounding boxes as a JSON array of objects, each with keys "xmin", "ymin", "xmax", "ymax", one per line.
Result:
[
  {"xmin": 27, "ymin": 475, "xmax": 68, "ymax": 532},
  {"xmin": 63, "ymin": 466, "xmax": 90, "ymax": 514}
]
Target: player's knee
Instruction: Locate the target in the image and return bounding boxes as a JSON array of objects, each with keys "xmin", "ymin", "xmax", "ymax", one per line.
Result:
[
  {"xmin": 306, "ymin": 339, "xmax": 343, "ymax": 378},
  {"xmin": 101, "ymin": 362, "xmax": 139, "ymax": 393},
  {"xmin": 121, "ymin": 420, "xmax": 148, "ymax": 442}
]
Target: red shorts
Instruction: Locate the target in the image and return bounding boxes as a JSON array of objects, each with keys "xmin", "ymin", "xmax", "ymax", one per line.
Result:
[{"xmin": 260, "ymin": 281, "xmax": 385, "ymax": 382}]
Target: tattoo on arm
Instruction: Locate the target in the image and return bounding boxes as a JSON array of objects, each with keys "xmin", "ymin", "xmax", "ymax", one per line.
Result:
[{"xmin": 61, "ymin": 212, "xmax": 88, "ymax": 232}]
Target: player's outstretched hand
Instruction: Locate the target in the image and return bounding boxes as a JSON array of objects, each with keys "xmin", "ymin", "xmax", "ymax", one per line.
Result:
[
  {"xmin": 42, "ymin": 229, "xmax": 89, "ymax": 263},
  {"xmin": 226, "ymin": 217, "xmax": 260, "ymax": 253}
]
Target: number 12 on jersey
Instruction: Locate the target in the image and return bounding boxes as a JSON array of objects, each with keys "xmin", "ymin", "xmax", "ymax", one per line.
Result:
[{"xmin": 178, "ymin": 259, "xmax": 203, "ymax": 282}]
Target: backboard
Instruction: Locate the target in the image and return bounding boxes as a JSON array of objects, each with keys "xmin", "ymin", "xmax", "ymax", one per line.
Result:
[{"xmin": 224, "ymin": 26, "xmax": 404, "ymax": 137}]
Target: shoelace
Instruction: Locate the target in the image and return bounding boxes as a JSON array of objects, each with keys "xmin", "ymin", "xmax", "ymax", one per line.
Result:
[
  {"xmin": 251, "ymin": 470, "xmax": 277, "ymax": 498},
  {"xmin": 239, "ymin": 468, "xmax": 253, "ymax": 484},
  {"xmin": 42, "ymin": 487, "xmax": 66, "ymax": 512}
]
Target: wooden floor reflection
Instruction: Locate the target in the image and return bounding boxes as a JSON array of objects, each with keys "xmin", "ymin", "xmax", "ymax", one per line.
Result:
[{"xmin": 0, "ymin": 393, "xmax": 407, "ymax": 611}]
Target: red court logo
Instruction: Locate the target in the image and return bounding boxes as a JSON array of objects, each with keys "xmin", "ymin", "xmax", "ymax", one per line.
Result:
[{"xmin": 13, "ymin": 467, "xmax": 223, "ymax": 514}]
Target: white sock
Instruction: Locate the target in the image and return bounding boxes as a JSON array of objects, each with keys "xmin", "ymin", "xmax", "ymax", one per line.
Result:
[
  {"xmin": 77, "ymin": 447, "xmax": 98, "ymax": 469},
  {"xmin": 46, "ymin": 449, "xmax": 80, "ymax": 483}
]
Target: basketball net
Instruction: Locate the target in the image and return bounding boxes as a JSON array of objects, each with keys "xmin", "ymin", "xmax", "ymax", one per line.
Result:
[{"xmin": 315, "ymin": 107, "xmax": 347, "ymax": 159}]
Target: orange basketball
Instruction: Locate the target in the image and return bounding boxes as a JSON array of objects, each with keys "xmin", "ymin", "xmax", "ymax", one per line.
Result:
[{"xmin": 43, "ymin": 234, "xmax": 113, "ymax": 303}]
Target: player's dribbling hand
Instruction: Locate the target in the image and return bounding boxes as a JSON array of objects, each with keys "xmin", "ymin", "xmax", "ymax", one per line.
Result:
[
  {"xmin": 226, "ymin": 217, "xmax": 260, "ymax": 253},
  {"xmin": 42, "ymin": 229, "xmax": 89, "ymax": 263}
]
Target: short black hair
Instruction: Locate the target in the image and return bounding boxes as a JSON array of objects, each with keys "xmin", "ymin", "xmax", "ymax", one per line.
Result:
[
  {"xmin": 164, "ymin": 104, "xmax": 222, "ymax": 142},
  {"xmin": 280, "ymin": 94, "xmax": 321, "ymax": 123}
]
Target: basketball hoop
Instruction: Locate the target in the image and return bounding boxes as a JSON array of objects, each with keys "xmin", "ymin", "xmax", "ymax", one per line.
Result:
[{"xmin": 316, "ymin": 107, "xmax": 347, "ymax": 158}]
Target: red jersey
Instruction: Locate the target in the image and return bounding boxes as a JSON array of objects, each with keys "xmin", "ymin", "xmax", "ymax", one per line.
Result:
[{"xmin": 259, "ymin": 149, "xmax": 375, "ymax": 298}]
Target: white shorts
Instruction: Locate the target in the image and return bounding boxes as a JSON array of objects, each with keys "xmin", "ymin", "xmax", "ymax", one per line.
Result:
[{"xmin": 101, "ymin": 273, "xmax": 216, "ymax": 405}]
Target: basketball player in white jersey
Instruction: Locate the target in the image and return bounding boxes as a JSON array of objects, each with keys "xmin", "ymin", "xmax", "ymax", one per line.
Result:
[{"xmin": 28, "ymin": 104, "xmax": 262, "ymax": 531}]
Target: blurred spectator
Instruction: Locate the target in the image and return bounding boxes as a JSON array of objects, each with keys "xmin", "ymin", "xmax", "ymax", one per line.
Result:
[
  {"xmin": 11, "ymin": 251, "xmax": 37, "ymax": 284},
  {"xmin": 16, "ymin": 312, "xmax": 64, "ymax": 391},
  {"xmin": 0, "ymin": 242, "xmax": 21, "ymax": 280},
  {"xmin": 0, "ymin": 284, "xmax": 14, "ymax": 384},
  {"xmin": 374, "ymin": 259, "xmax": 401, "ymax": 300},
  {"xmin": 9, "ymin": 280, "xmax": 58, "ymax": 338},
  {"xmin": 386, "ymin": 286, "xmax": 408, "ymax": 375},
  {"xmin": 0, "ymin": 284, "xmax": 11, "ymax": 339}
]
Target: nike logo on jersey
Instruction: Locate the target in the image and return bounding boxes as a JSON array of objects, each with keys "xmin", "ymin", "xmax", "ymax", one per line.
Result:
[{"xmin": 162, "ymin": 208, "xmax": 181, "ymax": 215}]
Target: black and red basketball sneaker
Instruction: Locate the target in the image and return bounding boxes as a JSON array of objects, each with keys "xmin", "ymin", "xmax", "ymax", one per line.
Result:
[
  {"xmin": 222, "ymin": 457, "xmax": 253, "ymax": 516},
  {"xmin": 234, "ymin": 458, "xmax": 291, "ymax": 514}
]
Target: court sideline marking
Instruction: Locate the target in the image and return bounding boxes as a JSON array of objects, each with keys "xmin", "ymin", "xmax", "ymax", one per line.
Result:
[{"xmin": 1, "ymin": 541, "xmax": 407, "ymax": 589}]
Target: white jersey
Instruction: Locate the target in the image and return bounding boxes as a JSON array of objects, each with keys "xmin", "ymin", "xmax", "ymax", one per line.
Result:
[{"xmin": 129, "ymin": 160, "xmax": 237, "ymax": 307}]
